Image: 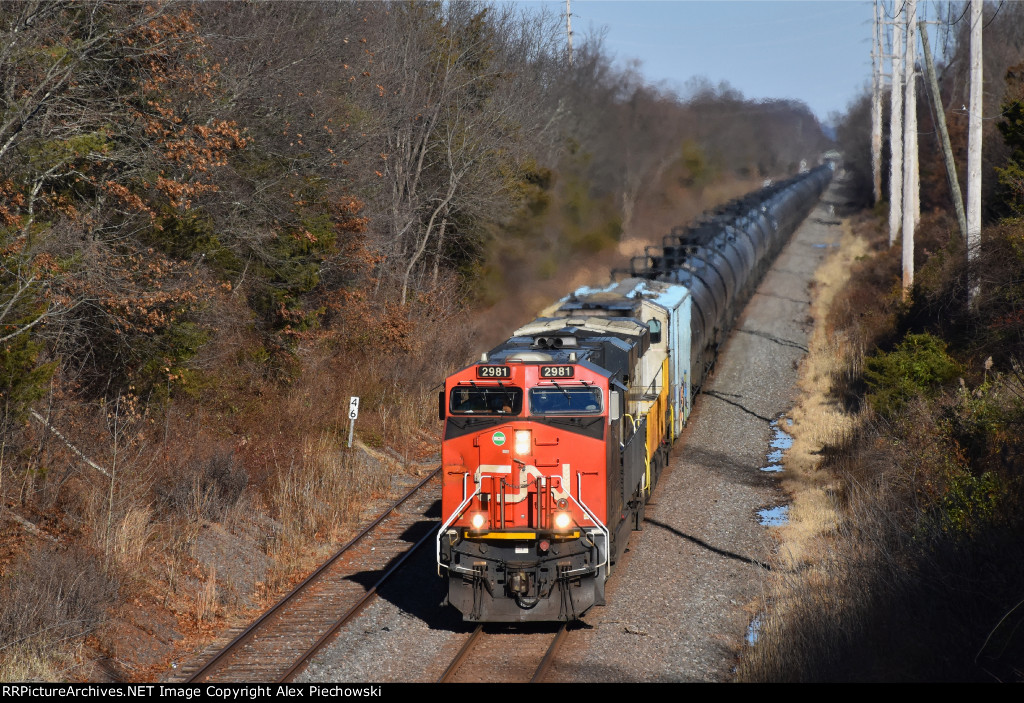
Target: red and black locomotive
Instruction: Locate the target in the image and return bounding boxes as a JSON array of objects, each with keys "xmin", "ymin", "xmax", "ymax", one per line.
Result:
[{"xmin": 437, "ymin": 318, "xmax": 650, "ymax": 621}]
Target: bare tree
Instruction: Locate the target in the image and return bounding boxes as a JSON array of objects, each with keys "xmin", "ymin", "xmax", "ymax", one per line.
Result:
[{"xmin": 364, "ymin": 1, "xmax": 562, "ymax": 304}]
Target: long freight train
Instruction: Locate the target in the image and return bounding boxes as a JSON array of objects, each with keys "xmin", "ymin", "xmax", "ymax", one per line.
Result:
[{"xmin": 435, "ymin": 164, "xmax": 833, "ymax": 622}]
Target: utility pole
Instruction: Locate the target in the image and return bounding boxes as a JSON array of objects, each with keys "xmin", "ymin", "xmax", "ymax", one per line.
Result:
[
  {"xmin": 920, "ymin": 22, "xmax": 967, "ymax": 241},
  {"xmin": 872, "ymin": 0, "xmax": 883, "ymax": 205},
  {"xmin": 888, "ymin": 7, "xmax": 904, "ymax": 248},
  {"xmin": 967, "ymin": 0, "xmax": 982, "ymax": 308},
  {"xmin": 566, "ymin": 0, "xmax": 574, "ymax": 68},
  {"xmin": 912, "ymin": 4, "xmax": 923, "ymax": 228},
  {"xmin": 903, "ymin": 0, "xmax": 918, "ymax": 297}
]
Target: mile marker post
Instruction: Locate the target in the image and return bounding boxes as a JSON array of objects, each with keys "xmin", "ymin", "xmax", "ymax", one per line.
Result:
[{"xmin": 347, "ymin": 396, "xmax": 359, "ymax": 448}]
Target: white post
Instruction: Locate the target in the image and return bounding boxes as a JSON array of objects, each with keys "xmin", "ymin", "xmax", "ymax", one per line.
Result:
[
  {"xmin": 889, "ymin": 10, "xmax": 904, "ymax": 248},
  {"xmin": 902, "ymin": 1, "xmax": 917, "ymax": 296},
  {"xmin": 872, "ymin": 0, "xmax": 883, "ymax": 205},
  {"xmin": 911, "ymin": 6, "xmax": 922, "ymax": 227},
  {"xmin": 566, "ymin": 0, "xmax": 573, "ymax": 68},
  {"xmin": 920, "ymin": 22, "xmax": 967, "ymax": 240},
  {"xmin": 967, "ymin": 0, "xmax": 983, "ymax": 308},
  {"xmin": 347, "ymin": 396, "xmax": 360, "ymax": 449}
]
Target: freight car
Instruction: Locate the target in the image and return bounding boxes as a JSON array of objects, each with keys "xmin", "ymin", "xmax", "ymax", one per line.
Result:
[{"xmin": 435, "ymin": 164, "xmax": 833, "ymax": 622}]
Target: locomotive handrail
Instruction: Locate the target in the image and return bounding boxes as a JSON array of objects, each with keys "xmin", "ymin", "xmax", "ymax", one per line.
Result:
[
  {"xmin": 570, "ymin": 470, "xmax": 610, "ymax": 574},
  {"xmin": 436, "ymin": 472, "xmax": 480, "ymax": 575},
  {"xmin": 638, "ymin": 362, "xmax": 664, "ymax": 400},
  {"xmin": 438, "ymin": 469, "xmax": 608, "ymax": 578}
]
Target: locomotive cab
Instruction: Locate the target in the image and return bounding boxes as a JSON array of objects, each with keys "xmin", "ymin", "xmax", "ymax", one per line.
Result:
[
  {"xmin": 437, "ymin": 352, "xmax": 615, "ymax": 622},
  {"xmin": 437, "ymin": 317, "xmax": 657, "ymax": 622}
]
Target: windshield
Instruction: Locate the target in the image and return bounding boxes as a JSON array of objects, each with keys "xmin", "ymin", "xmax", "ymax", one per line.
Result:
[
  {"xmin": 529, "ymin": 386, "xmax": 603, "ymax": 415},
  {"xmin": 449, "ymin": 386, "xmax": 522, "ymax": 415}
]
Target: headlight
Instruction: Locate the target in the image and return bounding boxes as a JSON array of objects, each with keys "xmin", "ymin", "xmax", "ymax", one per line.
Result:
[
  {"xmin": 469, "ymin": 512, "xmax": 487, "ymax": 531},
  {"xmin": 553, "ymin": 511, "xmax": 572, "ymax": 530},
  {"xmin": 514, "ymin": 430, "xmax": 531, "ymax": 456}
]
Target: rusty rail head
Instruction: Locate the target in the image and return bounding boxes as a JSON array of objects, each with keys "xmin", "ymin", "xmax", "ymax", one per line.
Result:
[
  {"xmin": 437, "ymin": 625, "xmax": 484, "ymax": 683},
  {"xmin": 280, "ymin": 523, "xmax": 440, "ymax": 682},
  {"xmin": 186, "ymin": 466, "xmax": 441, "ymax": 683},
  {"xmin": 531, "ymin": 623, "xmax": 567, "ymax": 683}
]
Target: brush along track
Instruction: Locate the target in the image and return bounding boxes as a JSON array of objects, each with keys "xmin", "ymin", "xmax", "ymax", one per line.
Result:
[
  {"xmin": 438, "ymin": 622, "xmax": 568, "ymax": 683},
  {"xmin": 181, "ymin": 468, "xmax": 441, "ymax": 683}
]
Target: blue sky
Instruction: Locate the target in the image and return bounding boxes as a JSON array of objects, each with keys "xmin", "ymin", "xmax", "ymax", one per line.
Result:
[{"xmin": 527, "ymin": 0, "xmax": 878, "ymax": 124}]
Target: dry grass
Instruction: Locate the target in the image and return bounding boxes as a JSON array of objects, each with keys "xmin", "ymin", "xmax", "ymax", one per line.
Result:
[
  {"xmin": 197, "ymin": 563, "xmax": 218, "ymax": 624},
  {"xmin": 0, "ymin": 646, "xmax": 67, "ymax": 682},
  {"xmin": 737, "ymin": 214, "xmax": 904, "ymax": 680},
  {"xmin": 0, "ymin": 545, "xmax": 118, "ymax": 682},
  {"xmin": 263, "ymin": 432, "xmax": 390, "ymax": 595},
  {"xmin": 105, "ymin": 505, "xmax": 153, "ymax": 570},
  {"xmin": 734, "ymin": 216, "xmax": 872, "ymax": 679},
  {"xmin": 773, "ymin": 219, "xmax": 866, "ymax": 569}
]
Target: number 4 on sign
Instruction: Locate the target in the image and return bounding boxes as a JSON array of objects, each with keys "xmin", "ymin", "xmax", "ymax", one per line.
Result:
[{"xmin": 347, "ymin": 396, "xmax": 359, "ymax": 448}]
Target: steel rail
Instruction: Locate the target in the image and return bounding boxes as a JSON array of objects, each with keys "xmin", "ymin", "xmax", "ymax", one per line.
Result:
[
  {"xmin": 437, "ymin": 625, "xmax": 484, "ymax": 683},
  {"xmin": 530, "ymin": 623, "xmax": 567, "ymax": 683},
  {"xmin": 280, "ymin": 524, "xmax": 439, "ymax": 682},
  {"xmin": 186, "ymin": 466, "xmax": 441, "ymax": 683},
  {"xmin": 436, "ymin": 622, "xmax": 567, "ymax": 683}
]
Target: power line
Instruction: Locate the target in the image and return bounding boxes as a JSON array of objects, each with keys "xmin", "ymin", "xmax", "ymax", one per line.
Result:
[
  {"xmin": 946, "ymin": 2, "xmax": 971, "ymax": 26},
  {"xmin": 884, "ymin": 0, "xmax": 908, "ymax": 20},
  {"xmin": 983, "ymin": 0, "xmax": 1005, "ymax": 29}
]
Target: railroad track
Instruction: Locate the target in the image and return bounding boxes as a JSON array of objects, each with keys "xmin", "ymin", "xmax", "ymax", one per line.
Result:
[
  {"xmin": 437, "ymin": 623, "xmax": 568, "ymax": 683},
  {"xmin": 180, "ymin": 468, "xmax": 441, "ymax": 683}
]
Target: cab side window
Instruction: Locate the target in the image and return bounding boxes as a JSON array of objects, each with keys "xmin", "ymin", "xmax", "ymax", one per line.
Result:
[{"xmin": 647, "ymin": 319, "xmax": 662, "ymax": 344}]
